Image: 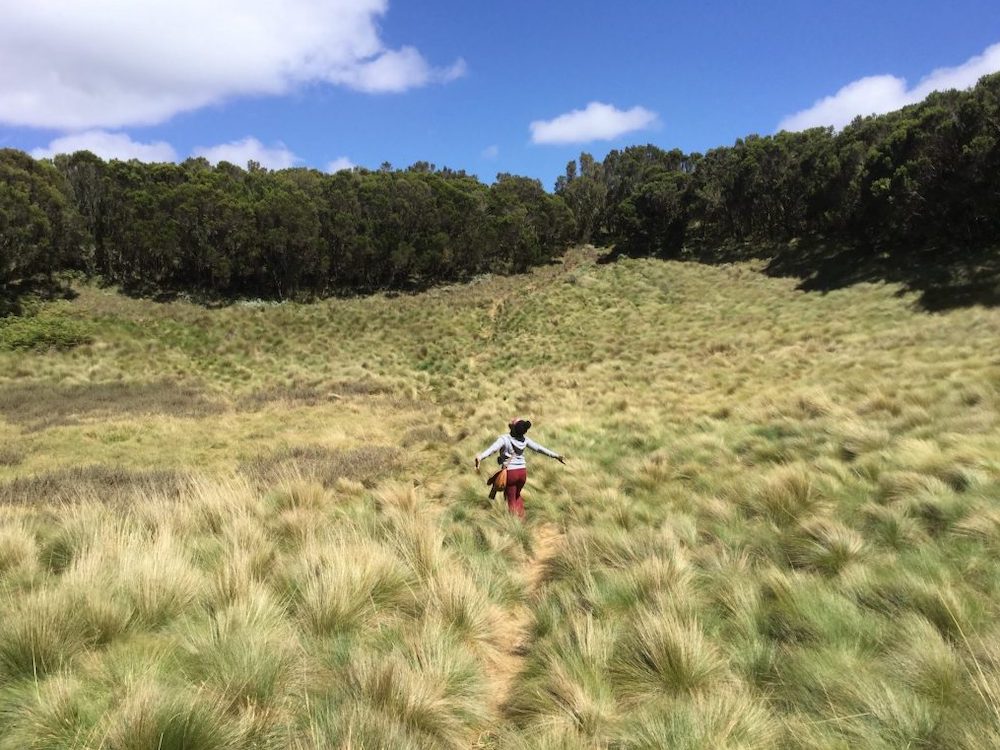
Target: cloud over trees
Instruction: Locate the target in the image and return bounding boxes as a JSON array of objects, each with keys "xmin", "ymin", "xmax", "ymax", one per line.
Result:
[
  {"xmin": 779, "ymin": 42, "xmax": 1000, "ymax": 131},
  {"xmin": 0, "ymin": 0, "xmax": 464, "ymax": 130},
  {"xmin": 530, "ymin": 102, "xmax": 658, "ymax": 145}
]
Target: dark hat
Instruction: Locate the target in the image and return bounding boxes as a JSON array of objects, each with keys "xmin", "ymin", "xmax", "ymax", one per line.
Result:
[{"xmin": 509, "ymin": 417, "xmax": 532, "ymax": 433}]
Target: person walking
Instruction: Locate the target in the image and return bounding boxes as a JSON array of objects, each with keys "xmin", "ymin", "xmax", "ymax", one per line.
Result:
[{"xmin": 475, "ymin": 418, "xmax": 565, "ymax": 519}]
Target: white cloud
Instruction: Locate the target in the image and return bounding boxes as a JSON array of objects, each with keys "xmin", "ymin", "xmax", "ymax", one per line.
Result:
[
  {"xmin": 193, "ymin": 137, "xmax": 300, "ymax": 170},
  {"xmin": 326, "ymin": 156, "xmax": 356, "ymax": 172},
  {"xmin": 30, "ymin": 130, "xmax": 177, "ymax": 162},
  {"xmin": 329, "ymin": 48, "xmax": 467, "ymax": 93},
  {"xmin": 0, "ymin": 0, "xmax": 465, "ymax": 129},
  {"xmin": 481, "ymin": 144, "xmax": 499, "ymax": 160},
  {"xmin": 530, "ymin": 102, "xmax": 658, "ymax": 145},
  {"xmin": 779, "ymin": 42, "xmax": 1000, "ymax": 131}
]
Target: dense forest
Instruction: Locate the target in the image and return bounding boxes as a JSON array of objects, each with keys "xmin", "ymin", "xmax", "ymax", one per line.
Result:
[
  {"xmin": 558, "ymin": 72, "xmax": 1000, "ymax": 306},
  {"xmin": 2, "ymin": 72, "xmax": 999, "ymax": 303},
  {"xmin": 0, "ymin": 154, "xmax": 575, "ymax": 299}
]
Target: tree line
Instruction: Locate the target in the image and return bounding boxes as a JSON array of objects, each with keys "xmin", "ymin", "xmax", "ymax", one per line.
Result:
[
  {"xmin": 558, "ymin": 72, "xmax": 1000, "ymax": 302},
  {"xmin": 2, "ymin": 72, "xmax": 998, "ymax": 303},
  {"xmin": 1, "ymin": 154, "xmax": 575, "ymax": 299}
]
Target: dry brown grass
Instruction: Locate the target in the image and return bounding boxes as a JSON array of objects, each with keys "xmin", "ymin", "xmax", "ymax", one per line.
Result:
[
  {"xmin": 0, "ymin": 465, "xmax": 188, "ymax": 505},
  {"xmin": 0, "ymin": 379, "xmax": 225, "ymax": 431},
  {"xmin": 239, "ymin": 444, "xmax": 402, "ymax": 489},
  {"xmin": 0, "ymin": 446, "xmax": 24, "ymax": 467}
]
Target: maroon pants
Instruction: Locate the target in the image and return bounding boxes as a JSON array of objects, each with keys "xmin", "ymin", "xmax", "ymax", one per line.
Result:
[{"xmin": 505, "ymin": 468, "xmax": 528, "ymax": 519}]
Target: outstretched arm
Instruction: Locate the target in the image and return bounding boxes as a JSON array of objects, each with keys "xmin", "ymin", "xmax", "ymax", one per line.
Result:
[
  {"xmin": 475, "ymin": 436, "xmax": 505, "ymax": 471},
  {"xmin": 477, "ymin": 436, "xmax": 505, "ymax": 461},
  {"xmin": 526, "ymin": 437, "xmax": 565, "ymax": 463}
]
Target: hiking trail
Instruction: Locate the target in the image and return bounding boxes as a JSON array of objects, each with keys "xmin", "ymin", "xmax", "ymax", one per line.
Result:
[{"xmin": 480, "ymin": 522, "xmax": 564, "ymax": 743}]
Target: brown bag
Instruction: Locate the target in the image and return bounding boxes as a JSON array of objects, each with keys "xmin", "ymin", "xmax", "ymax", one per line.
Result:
[
  {"xmin": 494, "ymin": 467, "xmax": 508, "ymax": 491},
  {"xmin": 486, "ymin": 467, "xmax": 508, "ymax": 490},
  {"xmin": 486, "ymin": 436, "xmax": 516, "ymax": 497}
]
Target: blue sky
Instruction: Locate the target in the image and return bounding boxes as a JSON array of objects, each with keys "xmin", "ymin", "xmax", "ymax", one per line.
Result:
[{"xmin": 1, "ymin": 0, "xmax": 998, "ymax": 187}]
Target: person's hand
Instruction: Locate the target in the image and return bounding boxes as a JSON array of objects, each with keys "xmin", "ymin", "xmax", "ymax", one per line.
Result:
[
  {"xmin": 557, "ymin": 455, "xmax": 567, "ymax": 465},
  {"xmin": 474, "ymin": 457, "xmax": 481, "ymax": 473}
]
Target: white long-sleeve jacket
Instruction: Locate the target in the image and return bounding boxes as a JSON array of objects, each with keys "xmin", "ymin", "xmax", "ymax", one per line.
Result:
[{"xmin": 477, "ymin": 434, "xmax": 559, "ymax": 470}]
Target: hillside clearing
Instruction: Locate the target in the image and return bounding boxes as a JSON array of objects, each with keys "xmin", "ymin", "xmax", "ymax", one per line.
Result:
[{"xmin": 1, "ymin": 248, "xmax": 999, "ymax": 748}]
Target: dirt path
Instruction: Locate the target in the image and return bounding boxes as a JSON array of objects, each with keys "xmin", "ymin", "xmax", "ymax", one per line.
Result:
[
  {"xmin": 522, "ymin": 523, "xmax": 563, "ymax": 591},
  {"xmin": 482, "ymin": 522, "xmax": 564, "ymax": 740}
]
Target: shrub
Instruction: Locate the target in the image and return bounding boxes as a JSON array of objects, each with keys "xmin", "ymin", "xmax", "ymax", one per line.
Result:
[{"xmin": 0, "ymin": 314, "xmax": 91, "ymax": 351}]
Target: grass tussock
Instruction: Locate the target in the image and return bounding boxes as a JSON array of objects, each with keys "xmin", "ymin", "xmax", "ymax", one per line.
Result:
[
  {"xmin": 0, "ymin": 250, "xmax": 999, "ymax": 745},
  {"xmin": 611, "ymin": 611, "xmax": 730, "ymax": 698},
  {"xmin": 0, "ymin": 477, "xmax": 512, "ymax": 748},
  {"xmin": 278, "ymin": 534, "xmax": 419, "ymax": 635},
  {"xmin": 177, "ymin": 588, "xmax": 303, "ymax": 713},
  {"xmin": 615, "ymin": 689, "xmax": 778, "ymax": 750},
  {"xmin": 342, "ymin": 633, "xmax": 489, "ymax": 749},
  {"xmin": 96, "ymin": 680, "xmax": 240, "ymax": 750},
  {"xmin": 785, "ymin": 517, "xmax": 869, "ymax": 575},
  {"xmin": 0, "ymin": 587, "xmax": 95, "ymax": 679},
  {"xmin": 743, "ymin": 462, "xmax": 826, "ymax": 521}
]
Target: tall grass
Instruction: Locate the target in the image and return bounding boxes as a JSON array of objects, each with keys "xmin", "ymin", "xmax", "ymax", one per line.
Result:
[
  {"xmin": 0, "ymin": 248, "xmax": 998, "ymax": 745},
  {"xmin": 0, "ymin": 477, "xmax": 515, "ymax": 748}
]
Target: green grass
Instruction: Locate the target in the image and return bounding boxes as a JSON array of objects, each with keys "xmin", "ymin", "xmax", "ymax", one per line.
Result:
[
  {"xmin": 1, "ymin": 247, "xmax": 999, "ymax": 747},
  {"xmin": 0, "ymin": 307, "xmax": 92, "ymax": 352}
]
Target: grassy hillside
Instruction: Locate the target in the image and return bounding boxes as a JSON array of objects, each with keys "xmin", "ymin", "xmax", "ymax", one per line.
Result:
[{"xmin": 1, "ymin": 248, "xmax": 999, "ymax": 748}]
